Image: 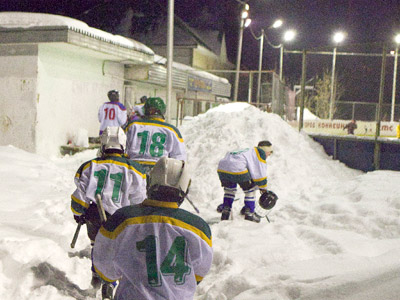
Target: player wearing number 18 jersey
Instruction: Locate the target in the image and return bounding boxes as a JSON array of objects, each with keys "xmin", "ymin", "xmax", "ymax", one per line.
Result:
[
  {"xmin": 98, "ymin": 90, "xmax": 128, "ymax": 135},
  {"xmin": 124, "ymin": 97, "xmax": 187, "ymax": 171}
]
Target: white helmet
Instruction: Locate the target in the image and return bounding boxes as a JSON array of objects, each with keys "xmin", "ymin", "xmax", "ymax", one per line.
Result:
[
  {"xmin": 100, "ymin": 126, "xmax": 126, "ymax": 152},
  {"xmin": 148, "ymin": 157, "xmax": 191, "ymax": 204}
]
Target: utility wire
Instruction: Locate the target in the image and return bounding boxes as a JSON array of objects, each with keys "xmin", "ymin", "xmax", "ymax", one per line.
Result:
[
  {"xmin": 249, "ymin": 25, "xmax": 282, "ymax": 49},
  {"xmin": 73, "ymin": 0, "xmax": 111, "ymax": 18}
]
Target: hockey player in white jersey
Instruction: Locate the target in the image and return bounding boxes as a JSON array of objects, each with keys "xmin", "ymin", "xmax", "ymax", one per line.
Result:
[
  {"xmin": 70, "ymin": 126, "xmax": 147, "ymax": 296},
  {"xmin": 98, "ymin": 90, "xmax": 128, "ymax": 135},
  {"xmin": 132, "ymin": 95, "xmax": 147, "ymax": 119},
  {"xmin": 93, "ymin": 157, "xmax": 213, "ymax": 300},
  {"xmin": 124, "ymin": 97, "xmax": 187, "ymax": 173},
  {"xmin": 217, "ymin": 140, "xmax": 273, "ymax": 223}
]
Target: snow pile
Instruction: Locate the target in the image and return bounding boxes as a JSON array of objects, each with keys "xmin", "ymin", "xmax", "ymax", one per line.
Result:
[
  {"xmin": 180, "ymin": 103, "xmax": 357, "ymax": 215},
  {"xmin": 1, "ymin": 103, "xmax": 400, "ymax": 299}
]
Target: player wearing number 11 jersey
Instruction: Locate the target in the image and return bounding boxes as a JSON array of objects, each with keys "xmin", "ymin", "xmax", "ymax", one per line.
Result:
[
  {"xmin": 71, "ymin": 127, "xmax": 147, "ymax": 294},
  {"xmin": 124, "ymin": 97, "xmax": 187, "ymax": 172}
]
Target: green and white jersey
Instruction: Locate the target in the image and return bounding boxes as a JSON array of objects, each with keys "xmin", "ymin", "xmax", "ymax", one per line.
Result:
[
  {"xmin": 124, "ymin": 117, "xmax": 187, "ymax": 167},
  {"xmin": 71, "ymin": 153, "xmax": 147, "ymax": 216},
  {"xmin": 93, "ymin": 199, "xmax": 213, "ymax": 300},
  {"xmin": 217, "ymin": 147, "xmax": 268, "ymax": 188}
]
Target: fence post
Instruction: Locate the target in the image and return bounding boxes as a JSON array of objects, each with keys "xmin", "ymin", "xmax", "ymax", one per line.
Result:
[
  {"xmin": 374, "ymin": 43, "xmax": 387, "ymax": 170},
  {"xmin": 299, "ymin": 49, "xmax": 307, "ymax": 132},
  {"xmin": 248, "ymin": 72, "xmax": 253, "ymax": 103}
]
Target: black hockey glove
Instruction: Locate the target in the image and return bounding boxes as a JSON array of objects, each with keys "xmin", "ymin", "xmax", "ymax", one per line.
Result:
[{"xmin": 74, "ymin": 215, "xmax": 86, "ymax": 224}]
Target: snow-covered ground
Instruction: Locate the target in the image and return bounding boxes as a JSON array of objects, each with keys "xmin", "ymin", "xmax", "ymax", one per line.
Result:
[{"xmin": 1, "ymin": 102, "xmax": 400, "ymax": 300}]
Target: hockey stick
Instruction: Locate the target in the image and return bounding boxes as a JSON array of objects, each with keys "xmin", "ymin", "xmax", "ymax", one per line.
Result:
[
  {"xmin": 95, "ymin": 194, "xmax": 107, "ymax": 223},
  {"xmin": 185, "ymin": 195, "xmax": 200, "ymax": 213},
  {"xmin": 70, "ymin": 221, "xmax": 82, "ymax": 248}
]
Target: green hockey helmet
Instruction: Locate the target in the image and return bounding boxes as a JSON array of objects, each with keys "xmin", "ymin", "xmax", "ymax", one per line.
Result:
[{"xmin": 144, "ymin": 97, "xmax": 166, "ymax": 118}]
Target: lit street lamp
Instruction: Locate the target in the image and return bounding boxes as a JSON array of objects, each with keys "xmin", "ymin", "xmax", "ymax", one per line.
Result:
[
  {"xmin": 256, "ymin": 19, "xmax": 283, "ymax": 105},
  {"xmin": 391, "ymin": 33, "xmax": 400, "ymax": 122},
  {"xmin": 329, "ymin": 31, "xmax": 346, "ymax": 120},
  {"xmin": 279, "ymin": 29, "xmax": 296, "ymax": 81},
  {"xmin": 271, "ymin": 19, "xmax": 283, "ymax": 29},
  {"xmin": 233, "ymin": 4, "xmax": 251, "ymax": 102}
]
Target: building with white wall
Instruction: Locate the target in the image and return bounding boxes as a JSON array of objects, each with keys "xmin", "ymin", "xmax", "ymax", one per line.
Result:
[{"xmin": 0, "ymin": 12, "xmax": 231, "ymax": 157}]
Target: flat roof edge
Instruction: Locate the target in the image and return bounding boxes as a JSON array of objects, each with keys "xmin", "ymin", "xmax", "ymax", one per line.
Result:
[{"xmin": 0, "ymin": 26, "xmax": 154, "ymax": 64}]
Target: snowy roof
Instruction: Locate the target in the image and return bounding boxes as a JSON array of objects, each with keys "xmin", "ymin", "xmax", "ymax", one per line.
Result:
[
  {"xmin": 0, "ymin": 12, "xmax": 154, "ymax": 56},
  {"xmin": 154, "ymin": 54, "xmax": 229, "ymax": 84}
]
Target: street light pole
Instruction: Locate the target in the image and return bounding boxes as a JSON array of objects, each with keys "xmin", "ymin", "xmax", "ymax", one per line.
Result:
[
  {"xmin": 233, "ymin": 5, "xmax": 250, "ymax": 102},
  {"xmin": 233, "ymin": 17, "xmax": 244, "ymax": 102},
  {"xmin": 329, "ymin": 31, "xmax": 345, "ymax": 120},
  {"xmin": 279, "ymin": 30, "xmax": 296, "ymax": 82},
  {"xmin": 279, "ymin": 45, "xmax": 284, "ymax": 81},
  {"xmin": 256, "ymin": 29, "xmax": 264, "ymax": 106},
  {"xmin": 329, "ymin": 46, "xmax": 337, "ymax": 120},
  {"xmin": 166, "ymin": 0, "xmax": 174, "ymax": 123},
  {"xmin": 391, "ymin": 34, "xmax": 400, "ymax": 122}
]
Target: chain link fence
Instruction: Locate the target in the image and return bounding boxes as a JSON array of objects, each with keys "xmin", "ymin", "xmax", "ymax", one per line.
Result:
[
  {"xmin": 206, "ymin": 70, "xmax": 295, "ymax": 120},
  {"xmin": 335, "ymin": 101, "xmax": 400, "ymax": 121}
]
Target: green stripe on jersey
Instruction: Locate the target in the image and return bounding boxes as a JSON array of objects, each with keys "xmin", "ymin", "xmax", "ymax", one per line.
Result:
[
  {"xmin": 254, "ymin": 147, "xmax": 266, "ymax": 163},
  {"xmin": 75, "ymin": 155, "xmax": 146, "ymax": 178},
  {"xmin": 125, "ymin": 119, "xmax": 183, "ymax": 139},
  {"xmin": 217, "ymin": 170, "xmax": 251, "ymax": 183},
  {"xmin": 102, "ymin": 203, "xmax": 211, "ymax": 245}
]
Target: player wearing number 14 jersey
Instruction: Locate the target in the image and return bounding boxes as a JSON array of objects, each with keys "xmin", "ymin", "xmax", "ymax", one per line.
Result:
[
  {"xmin": 93, "ymin": 157, "xmax": 212, "ymax": 300},
  {"xmin": 124, "ymin": 97, "xmax": 187, "ymax": 171}
]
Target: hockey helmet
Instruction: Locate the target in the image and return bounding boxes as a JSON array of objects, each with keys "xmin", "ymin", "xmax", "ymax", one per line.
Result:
[
  {"xmin": 107, "ymin": 90, "xmax": 119, "ymax": 102},
  {"xmin": 147, "ymin": 157, "xmax": 191, "ymax": 205},
  {"xmin": 100, "ymin": 126, "xmax": 126, "ymax": 152},
  {"xmin": 259, "ymin": 190, "xmax": 278, "ymax": 210},
  {"xmin": 144, "ymin": 97, "xmax": 166, "ymax": 118},
  {"xmin": 258, "ymin": 140, "xmax": 273, "ymax": 155}
]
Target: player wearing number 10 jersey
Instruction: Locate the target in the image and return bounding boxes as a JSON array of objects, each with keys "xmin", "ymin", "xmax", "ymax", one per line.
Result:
[
  {"xmin": 98, "ymin": 90, "xmax": 128, "ymax": 135},
  {"xmin": 124, "ymin": 97, "xmax": 187, "ymax": 171}
]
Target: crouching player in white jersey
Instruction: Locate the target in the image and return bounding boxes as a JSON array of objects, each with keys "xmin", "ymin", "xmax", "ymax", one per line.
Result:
[
  {"xmin": 217, "ymin": 140, "xmax": 273, "ymax": 223},
  {"xmin": 70, "ymin": 127, "xmax": 147, "ymax": 298},
  {"xmin": 93, "ymin": 157, "xmax": 213, "ymax": 300},
  {"xmin": 124, "ymin": 97, "xmax": 187, "ymax": 173}
]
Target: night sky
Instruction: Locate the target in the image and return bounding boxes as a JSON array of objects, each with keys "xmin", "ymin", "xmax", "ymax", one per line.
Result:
[{"xmin": 1, "ymin": 0, "xmax": 400, "ymax": 104}]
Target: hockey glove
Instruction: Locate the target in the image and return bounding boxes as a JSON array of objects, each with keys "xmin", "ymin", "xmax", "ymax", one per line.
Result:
[{"xmin": 74, "ymin": 215, "xmax": 86, "ymax": 224}]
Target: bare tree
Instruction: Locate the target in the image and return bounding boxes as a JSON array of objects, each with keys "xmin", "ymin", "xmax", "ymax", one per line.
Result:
[{"xmin": 305, "ymin": 69, "xmax": 344, "ymax": 119}]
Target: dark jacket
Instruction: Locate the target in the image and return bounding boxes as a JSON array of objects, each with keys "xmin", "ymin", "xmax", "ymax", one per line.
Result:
[{"xmin": 344, "ymin": 121, "xmax": 357, "ymax": 134}]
